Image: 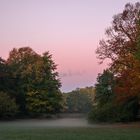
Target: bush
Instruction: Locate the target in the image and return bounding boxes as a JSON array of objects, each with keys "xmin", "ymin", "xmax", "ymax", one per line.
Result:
[{"xmin": 0, "ymin": 92, "xmax": 18, "ymax": 119}]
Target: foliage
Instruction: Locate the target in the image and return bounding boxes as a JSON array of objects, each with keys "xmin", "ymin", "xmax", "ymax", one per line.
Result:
[
  {"xmin": 96, "ymin": 2, "xmax": 140, "ymax": 100},
  {"xmin": 0, "ymin": 92, "xmax": 18, "ymax": 119},
  {"xmin": 0, "ymin": 57, "xmax": 16, "ymax": 94},
  {"xmin": 64, "ymin": 87, "xmax": 95, "ymax": 113},
  {"xmin": 89, "ymin": 98, "xmax": 139, "ymax": 122},
  {"xmin": 96, "ymin": 2, "xmax": 140, "ymax": 66},
  {"xmin": 118, "ymin": 97, "xmax": 139, "ymax": 122},
  {"xmin": 134, "ymin": 18, "xmax": 140, "ymax": 60},
  {"xmin": 91, "ymin": 2, "xmax": 140, "ymax": 122},
  {"xmin": 6, "ymin": 47, "xmax": 39, "ymax": 114},
  {"xmin": 26, "ymin": 91, "xmax": 63, "ymax": 116},
  {"xmin": 95, "ymin": 70, "xmax": 115, "ymax": 106},
  {"xmin": 0, "ymin": 47, "xmax": 63, "ymax": 118},
  {"xmin": 88, "ymin": 102, "xmax": 118, "ymax": 122},
  {"xmin": 89, "ymin": 69, "xmax": 139, "ymax": 122},
  {"xmin": 89, "ymin": 70, "xmax": 117, "ymax": 122},
  {"xmin": 114, "ymin": 68, "xmax": 140, "ymax": 103}
]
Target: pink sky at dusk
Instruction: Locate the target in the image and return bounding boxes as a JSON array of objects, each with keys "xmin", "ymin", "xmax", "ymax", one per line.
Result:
[{"xmin": 0, "ymin": 0, "xmax": 138, "ymax": 92}]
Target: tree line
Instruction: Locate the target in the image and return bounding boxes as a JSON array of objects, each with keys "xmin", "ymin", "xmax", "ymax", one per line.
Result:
[{"xmin": 63, "ymin": 87, "xmax": 95, "ymax": 113}]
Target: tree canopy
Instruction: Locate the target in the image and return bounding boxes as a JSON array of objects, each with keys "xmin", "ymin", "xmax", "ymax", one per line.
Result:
[
  {"xmin": 0, "ymin": 47, "xmax": 63, "ymax": 118},
  {"xmin": 96, "ymin": 2, "xmax": 140, "ymax": 101}
]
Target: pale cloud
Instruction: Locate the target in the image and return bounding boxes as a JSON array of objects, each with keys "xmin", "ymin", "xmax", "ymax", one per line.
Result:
[{"xmin": 60, "ymin": 70, "xmax": 86, "ymax": 77}]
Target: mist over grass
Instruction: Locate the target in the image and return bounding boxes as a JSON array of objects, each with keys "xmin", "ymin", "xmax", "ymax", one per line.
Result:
[
  {"xmin": 0, "ymin": 118, "xmax": 90, "ymax": 128},
  {"xmin": 0, "ymin": 117, "xmax": 140, "ymax": 140}
]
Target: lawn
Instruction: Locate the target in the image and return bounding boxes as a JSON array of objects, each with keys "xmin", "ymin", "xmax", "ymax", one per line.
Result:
[{"xmin": 0, "ymin": 126, "xmax": 140, "ymax": 140}]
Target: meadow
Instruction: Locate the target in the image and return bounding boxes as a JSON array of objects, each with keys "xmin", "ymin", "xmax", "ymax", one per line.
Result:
[{"xmin": 0, "ymin": 118, "xmax": 140, "ymax": 140}]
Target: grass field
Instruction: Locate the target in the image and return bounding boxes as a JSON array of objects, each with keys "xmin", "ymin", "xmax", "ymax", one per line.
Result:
[
  {"xmin": 0, "ymin": 119, "xmax": 140, "ymax": 140},
  {"xmin": 1, "ymin": 127, "xmax": 140, "ymax": 140}
]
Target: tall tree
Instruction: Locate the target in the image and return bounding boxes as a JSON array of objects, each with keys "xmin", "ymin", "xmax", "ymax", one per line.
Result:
[
  {"xmin": 7, "ymin": 47, "xmax": 63, "ymax": 115},
  {"xmin": 95, "ymin": 70, "xmax": 115, "ymax": 106},
  {"xmin": 96, "ymin": 2, "xmax": 140, "ymax": 70},
  {"xmin": 90, "ymin": 2, "xmax": 140, "ymax": 122},
  {"xmin": 6, "ymin": 47, "xmax": 39, "ymax": 114},
  {"xmin": 26, "ymin": 52, "xmax": 62, "ymax": 115},
  {"xmin": 96, "ymin": 2, "xmax": 140, "ymax": 101}
]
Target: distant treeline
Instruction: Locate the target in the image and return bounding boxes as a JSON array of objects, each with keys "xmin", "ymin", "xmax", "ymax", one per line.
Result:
[{"xmin": 63, "ymin": 87, "xmax": 95, "ymax": 113}]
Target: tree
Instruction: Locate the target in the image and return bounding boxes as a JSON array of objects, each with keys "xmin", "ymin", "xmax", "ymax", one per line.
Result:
[
  {"xmin": 96, "ymin": 2, "xmax": 140, "ymax": 68},
  {"xmin": 96, "ymin": 2, "xmax": 140, "ymax": 101},
  {"xmin": 91, "ymin": 2, "xmax": 140, "ymax": 122},
  {"xmin": 25, "ymin": 51, "xmax": 63, "ymax": 115},
  {"xmin": 6, "ymin": 47, "xmax": 39, "ymax": 114},
  {"xmin": 6, "ymin": 47, "xmax": 63, "ymax": 116},
  {"xmin": 95, "ymin": 70, "xmax": 115, "ymax": 106},
  {"xmin": 89, "ymin": 69, "xmax": 139, "ymax": 122}
]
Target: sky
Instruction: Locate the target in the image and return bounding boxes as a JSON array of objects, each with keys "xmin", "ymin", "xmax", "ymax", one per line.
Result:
[{"xmin": 0, "ymin": 0, "xmax": 138, "ymax": 92}]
